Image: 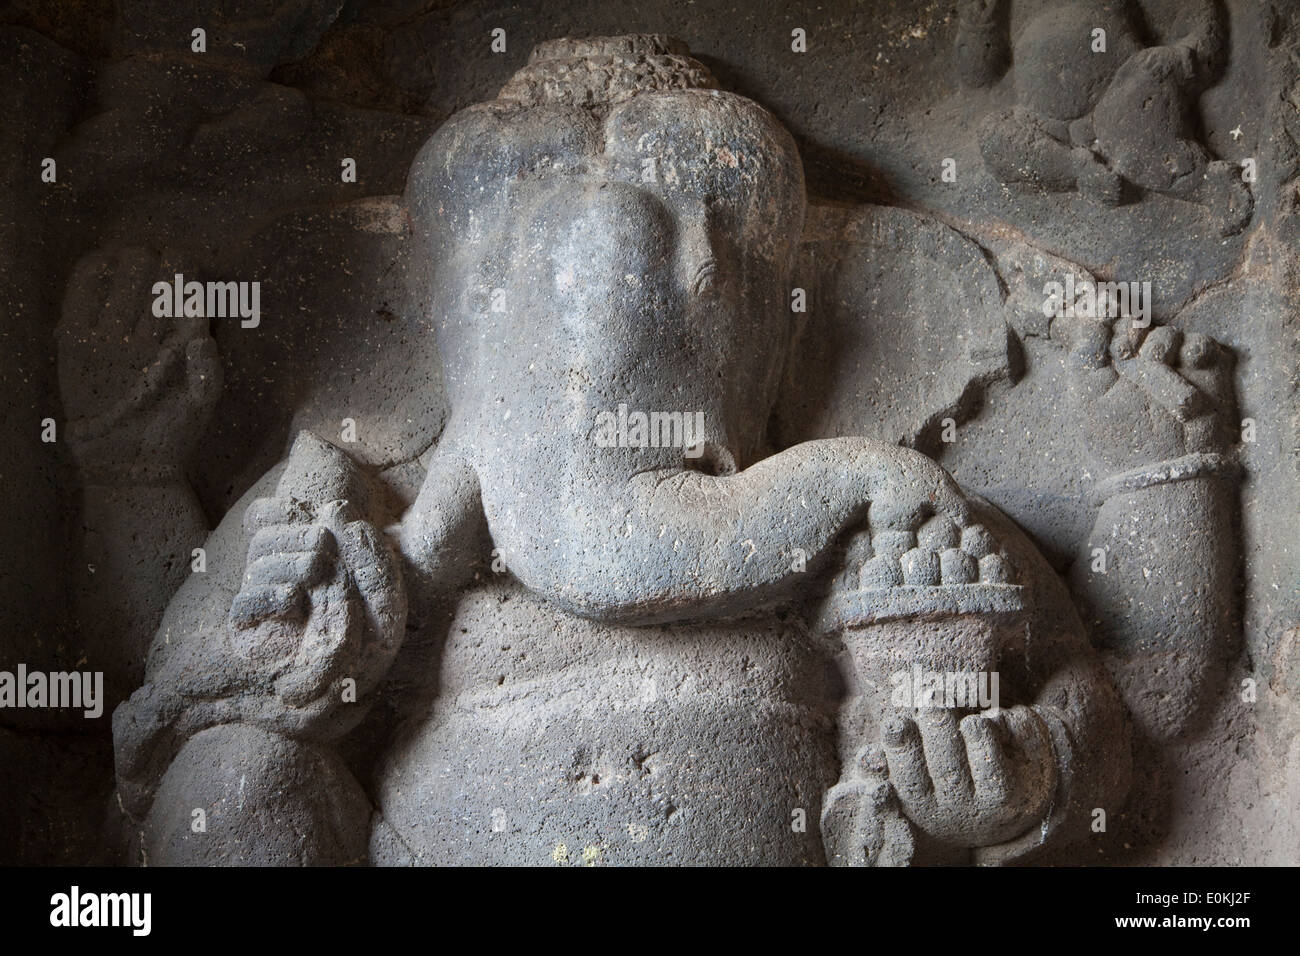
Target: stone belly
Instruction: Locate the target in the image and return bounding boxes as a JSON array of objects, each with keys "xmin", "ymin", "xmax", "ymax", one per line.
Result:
[{"xmin": 373, "ymin": 580, "xmax": 840, "ymax": 865}]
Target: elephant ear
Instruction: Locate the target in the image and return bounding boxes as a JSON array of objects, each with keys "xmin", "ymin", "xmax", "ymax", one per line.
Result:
[
  {"xmin": 772, "ymin": 204, "xmax": 1014, "ymax": 455},
  {"xmin": 201, "ymin": 196, "xmax": 449, "ymax": 517}
]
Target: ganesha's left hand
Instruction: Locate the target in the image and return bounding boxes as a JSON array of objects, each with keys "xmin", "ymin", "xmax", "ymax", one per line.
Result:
[
  {"xmin": 1061, "ymin": 313, "xmax": 1235, "ymax": 474},
  {"xmin": 882, "ymin": 705, "xmax": 1056, "ymax": 847}
]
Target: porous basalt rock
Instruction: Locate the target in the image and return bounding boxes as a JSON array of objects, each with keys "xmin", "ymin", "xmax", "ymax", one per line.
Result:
[{"xmin": 4, "ymin": 2, "xmax": 1294, "ymax": 868}]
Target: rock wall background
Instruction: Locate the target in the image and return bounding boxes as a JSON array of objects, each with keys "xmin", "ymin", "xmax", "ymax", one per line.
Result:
[{"xmin": 2, "ymin": 0, "xmax": 1295, "ymax": 864}]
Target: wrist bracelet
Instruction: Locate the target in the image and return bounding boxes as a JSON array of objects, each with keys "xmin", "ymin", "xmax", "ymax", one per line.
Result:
[{"xmin": 1092, "ymin": 451, "xmax": 1239, "ymax": 503}]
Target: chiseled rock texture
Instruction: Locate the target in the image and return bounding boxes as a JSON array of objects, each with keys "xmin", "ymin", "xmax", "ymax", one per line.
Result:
[{"xmin": 2, "ymin": 0, "xmax": 1296, "ymax": 866}]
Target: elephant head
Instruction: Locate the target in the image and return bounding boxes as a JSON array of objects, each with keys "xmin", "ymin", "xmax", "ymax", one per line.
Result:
[{"xmin": 400, "ymin": 36, "xmax": 971, "ymax": 624}]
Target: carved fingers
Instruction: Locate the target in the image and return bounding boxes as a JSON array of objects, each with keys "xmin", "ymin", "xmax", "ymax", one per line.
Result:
[
  {"xmin": 883, "ymin": 705, "xmax": 1055, "ymax": 847},
  {"xmin": 1068, "ymin": 315, "xmax": 1231, "ymax": 407},
  {"xmin": 58, "ymin": 247, "xmax": 207, "ymax": 383},
  {"xmin": 228, "ymin": 495, "xmax": 402, "ymax": 710},
  {"xmin": 1063, "ymin": 312, "xmax": 1235, "ymax": 466},
  {"xmin": 56, "ymin": 246, "xmax": 222, "ymax": 469},
  {"xmin": 59, "ymin": 247, "xmax": 155, "ymax": 345},
  {"xmin": 230, "ymin": 523, "xmax": 336, "ymax": 632},
  {"xmin": 1116, "ymin": 321, "xmax": 1233, "ymax": 438},
  {"xmin": 820, "ymin": 774, "xmax": 916, "ymax": 867}
]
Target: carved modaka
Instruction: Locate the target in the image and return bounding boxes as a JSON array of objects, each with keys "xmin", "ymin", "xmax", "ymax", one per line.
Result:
[{"xmin": 106, "ymin": 34, "xmax": 1238, "ymax": 866}]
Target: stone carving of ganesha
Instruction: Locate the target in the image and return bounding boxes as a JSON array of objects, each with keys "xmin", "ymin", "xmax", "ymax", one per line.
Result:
[{"xmin": 108, "ymin": 34, "xmax": 1241, "ymax": 866}]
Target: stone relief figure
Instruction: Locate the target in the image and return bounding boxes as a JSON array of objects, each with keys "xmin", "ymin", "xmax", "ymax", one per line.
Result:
[
  {"xmin": 101, "ymin": 34, "xmax": 1248, "ymax": 866},
  {"xmin": 958, "ymin": 0, "xmax": 1252, "ymax": 235},
  {"xmin": 56, "ymin": 247, "xmax": 223, "ymax": 708}
]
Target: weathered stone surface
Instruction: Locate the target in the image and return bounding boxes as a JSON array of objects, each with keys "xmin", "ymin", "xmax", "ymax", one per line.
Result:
[
  {"xmin": 776, "ymin": 203, "xmax": 1013, "ymax": 455},
  {"xmin": 3, "ymin": 2, "xmax": 1297, "ymax": 869},
  {"xmin": 375, "ymin": 579, "xmax": 839, "ymax": 866}
]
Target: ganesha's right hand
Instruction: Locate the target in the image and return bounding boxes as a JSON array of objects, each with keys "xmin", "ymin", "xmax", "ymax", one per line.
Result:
[
  {"xmin": 227, "ymin": 493, "xmax": 405, "ymax": 711},
  {"xmin": 113, "ymin": 437, "xmax": 408, "ymax": 813}
]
